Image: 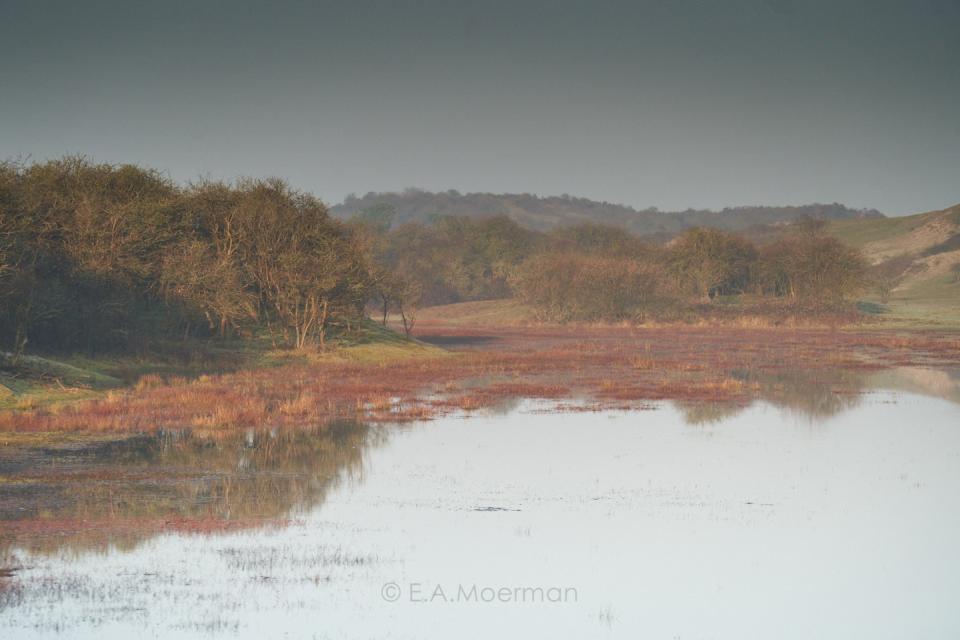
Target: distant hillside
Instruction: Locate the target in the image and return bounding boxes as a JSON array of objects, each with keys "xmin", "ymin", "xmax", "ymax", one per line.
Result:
[
  {"xmin": 828, "ymin": 204, "xmax": 960, "ymax": 326},
  {"xmin": 331, "ymin": 189, "xmax": 883, "ymax": 234}
]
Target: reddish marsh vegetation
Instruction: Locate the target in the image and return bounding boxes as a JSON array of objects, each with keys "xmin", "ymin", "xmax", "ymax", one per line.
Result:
[
  {"xmin": 1, "ymin": 323, "xmax": 958, "ymax": 435},
  {"xmin": 1, "ymin": 323, "xmax": 958, "ymax": 562}
]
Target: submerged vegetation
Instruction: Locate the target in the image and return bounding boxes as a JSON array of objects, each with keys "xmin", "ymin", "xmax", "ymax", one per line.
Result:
[
  {"xmin": 1, "ymin": 322, "xmax": 958, "ymax": 436},
  {"xmin": 2, "ymin": 321, "xmax": 959, "ymax": 561}
]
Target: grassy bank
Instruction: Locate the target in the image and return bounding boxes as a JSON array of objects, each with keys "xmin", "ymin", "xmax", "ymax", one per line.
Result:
[
  {"xmin": 856, "ymin": 275, "xmax": 960, "ymax": 329},
  {"xmin": 3, "ymin": 299, "xmax": 959, "ymax": 446},
  {"xmin": 5, "ymin": 297, "xmax": 957, "ymax": 417},
  {"xmin": 0, "ymin": 320, "xmax": 445, "ymax": 412},
  {"xmin": 2, "ymin": 321, "xmax": 959, "ymax": 437}
]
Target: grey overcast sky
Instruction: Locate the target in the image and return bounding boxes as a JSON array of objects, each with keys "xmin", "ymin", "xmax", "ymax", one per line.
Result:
[{"xmin": 1, "ymin": 0, "xmax": 958, "ymax": 215}]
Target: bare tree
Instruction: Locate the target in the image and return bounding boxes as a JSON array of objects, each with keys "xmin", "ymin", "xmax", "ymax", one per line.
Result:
[
  {"xmin": 394, "ymin": 278, "xmax": 422, "ymax": 337},
  {"xmin": 159, "ymin": 240, "xmax": 257, "ymax": 338}
]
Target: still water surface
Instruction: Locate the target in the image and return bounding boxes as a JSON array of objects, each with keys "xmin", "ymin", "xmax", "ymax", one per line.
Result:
[{"xmin": 2, "ymin": 385, "xmax": 959, "ymax": 638}]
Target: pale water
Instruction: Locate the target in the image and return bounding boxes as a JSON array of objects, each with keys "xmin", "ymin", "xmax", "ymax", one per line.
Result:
[{"xmin": 2, "ymin": 386, "xmax": 959, "ymax": 638}]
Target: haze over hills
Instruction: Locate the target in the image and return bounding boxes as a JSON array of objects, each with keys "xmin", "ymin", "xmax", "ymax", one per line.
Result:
[
  {"xmin": 334, "ymin": 189, "xmax": 960, "ymax": 326},
  {"xmin": 331, "ymin": 189, "xmax": 884, "ymax": 235}
]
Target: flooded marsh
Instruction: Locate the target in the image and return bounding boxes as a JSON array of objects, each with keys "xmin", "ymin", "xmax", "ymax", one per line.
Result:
[
  {"xmin": 2, "ymin": 327, "xmax": 960, "ymax": 638},
  {"xmin": 1, "ymin": 359, "xmax": 959, "ymax": 638}
]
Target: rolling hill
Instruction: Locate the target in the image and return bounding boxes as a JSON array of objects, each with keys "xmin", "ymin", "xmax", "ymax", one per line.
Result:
[
  {"xmin": 334, "ymin": 189, "xmax": 957, "ymax": 327},
  {"xmin": 829, "ymin": 204, "xmax": 960, "ymax": 326},
  {"xmin": 332, "ymin": 189, "xmax": 882, "ymax": 235}
]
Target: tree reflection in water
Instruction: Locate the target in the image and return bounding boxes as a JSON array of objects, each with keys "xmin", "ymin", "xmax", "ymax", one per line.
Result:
[
  {"xmin": 0, "ymin": 420, "xmax": 380, "ymax": 558},
  {"xmin": 2, "ymin": 365, "xmax": 957, "ymax": 566},
  {"xmin": 677, "ymin": 368, "xmax": 866, "ymax": 425}
]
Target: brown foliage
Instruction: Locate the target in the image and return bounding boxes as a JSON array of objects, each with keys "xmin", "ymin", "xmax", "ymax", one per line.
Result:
[
  {"xmin": 759, "ymin": 226, "xmax": 867, "ymax": 306},
  {"xmin": 512, "ymin": 252, "xmax": 662, "ymax": 322}
]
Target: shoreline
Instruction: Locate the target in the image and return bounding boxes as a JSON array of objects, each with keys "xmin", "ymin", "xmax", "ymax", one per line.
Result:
[{"xmin": 1, "ymin": 320, "xmax": 958, "ymax": 443}]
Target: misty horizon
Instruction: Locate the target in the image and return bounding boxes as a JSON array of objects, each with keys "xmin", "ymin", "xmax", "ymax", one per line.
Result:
[
  {"xmin": 338, "ymin": 186, "xmax": 887, "ymax": 214},
  {"xmin": 2, "ymin": 0, "xmax": 959, "ymax": 216},
  {"xmin": 2, "ymin": 154, "xmax": 895, "ymax": 216}
]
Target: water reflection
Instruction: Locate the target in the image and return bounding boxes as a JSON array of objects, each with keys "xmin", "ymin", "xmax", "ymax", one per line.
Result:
[
  {"xmin": 2, "ymin": 366, "xmax": 959, "ymax": 560},
  {"xmin": 678, "ymin": 365, "xmax": 960, "ymax": 424},
  {"xmin": 2, "ymin": 386, "xmax": 959, "ymax": 639},
  {"xmin": 0, "ymin": 421, "xmax": 378, "ymax": 557},
  {"xmin": 677, "ymin": 368, "xmax": 866, "ymax": 424}
]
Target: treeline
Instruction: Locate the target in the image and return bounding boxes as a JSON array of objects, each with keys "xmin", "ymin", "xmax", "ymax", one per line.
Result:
[
  {"xmin": 0, "ymin": 158, "xmax": 871, "ymax": 356},
  {"xmin": 513, "ymin": 223, "xmax": 867, "ymax": 322},
  {"xmin": 367, "ymin": 211, "xmax": 868, "ymax": 322},
  {"xmin": 0, "ymin": 158, "xmax": 373, "ymax": 353},
  {"xmin": 333, "ymin": 188, "xmax": 883, "ymax": 234}
]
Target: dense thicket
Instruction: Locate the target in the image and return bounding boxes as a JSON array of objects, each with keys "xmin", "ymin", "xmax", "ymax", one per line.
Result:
[
  {"xmin": 0, "ymin": 158, "xmax": 372, "ymax": 353},
  {"xmin": 512, "ymin": 252, "xmax": 662, "ymax": 322},
  {"xmin": 361, "ymin": 213, "xmax": 868, "ymax": 323},
  {"xmin": 360, "ymin": 214, "xmax": 538, "ymax": 307},
  {"xmin": 509, "ymin": 223, "xmax": 867, "ymax": 322}
]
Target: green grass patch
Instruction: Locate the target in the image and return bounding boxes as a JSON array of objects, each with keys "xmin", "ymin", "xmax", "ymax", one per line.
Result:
[
  {"xmin": 415, "ymin": 299, "xmax": 534, "ymax": 326},
  {"xmin": 857, "ymin": 274, "xmax": 960, "ymax": 329},
  {"xmin": 284, "ymin": 319, "xmax": 449, "ymax": 365},
  {"xmin": 828, "ymin": 211, "xmax": 935, "ymax": 249},
  {"xmin": 0, "ymin": 319, "xmax": 442, "ymax": 411}
]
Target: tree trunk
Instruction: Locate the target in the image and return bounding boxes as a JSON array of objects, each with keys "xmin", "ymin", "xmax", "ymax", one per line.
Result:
[{"xmin": 317, "ymin": 299, "xmax": 329, "ymax": 348}]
